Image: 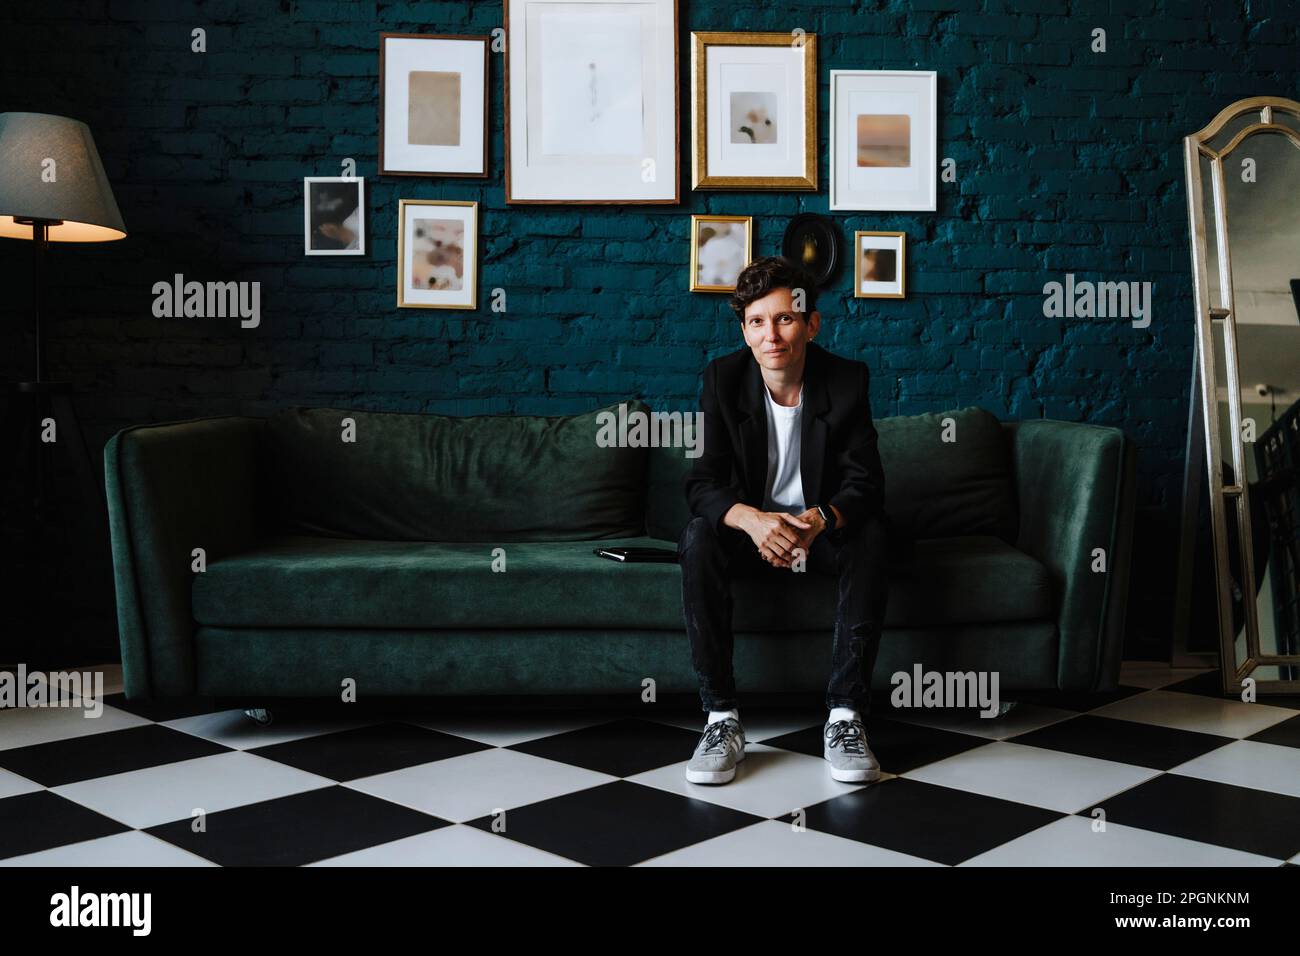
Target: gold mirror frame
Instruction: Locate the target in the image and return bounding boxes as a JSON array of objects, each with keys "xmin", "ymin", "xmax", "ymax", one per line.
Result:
[{"xmin": 1178, "ymin": 95, "xmax": 1300, "ymax": 694}]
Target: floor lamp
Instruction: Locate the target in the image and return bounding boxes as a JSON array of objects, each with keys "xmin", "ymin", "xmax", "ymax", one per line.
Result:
[{"xmin": 0, "ymin": 112, "xmax": 127, "ymax": 669}]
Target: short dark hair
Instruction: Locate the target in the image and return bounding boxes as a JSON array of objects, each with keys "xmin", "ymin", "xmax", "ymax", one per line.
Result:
[{"xmin": 729, "ymin": 255, "xmax": 818, "ymax": 321}]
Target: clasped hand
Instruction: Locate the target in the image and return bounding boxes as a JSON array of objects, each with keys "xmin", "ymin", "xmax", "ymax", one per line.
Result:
[{"xmin": 744, "ymin": 508, "xmax": 825, "ymax": 569}]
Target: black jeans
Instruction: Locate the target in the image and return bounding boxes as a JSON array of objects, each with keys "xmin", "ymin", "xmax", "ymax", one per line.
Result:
[{"xmin": 678, "ymin": 512, "xmax": 891, "ymax": 714}]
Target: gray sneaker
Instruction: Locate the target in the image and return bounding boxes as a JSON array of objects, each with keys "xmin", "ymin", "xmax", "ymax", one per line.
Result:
[
  {"xmin": 824, "ymin": 718, "xmax": 881, "ymax": 783},
  {"xmin": 685, "ymin": 717, "xmax": 746, "ymax": 785}
]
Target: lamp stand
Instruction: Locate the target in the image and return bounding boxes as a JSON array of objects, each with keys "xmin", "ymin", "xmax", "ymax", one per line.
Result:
[{"xmin": 0, "ymin": 218, "xmax": 113, "ymax": 670}]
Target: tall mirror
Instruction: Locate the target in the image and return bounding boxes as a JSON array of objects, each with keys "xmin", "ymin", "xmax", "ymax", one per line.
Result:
[{"xmin": 1178, "ymin": 97, "xmax": 1300, "ymax": 695}]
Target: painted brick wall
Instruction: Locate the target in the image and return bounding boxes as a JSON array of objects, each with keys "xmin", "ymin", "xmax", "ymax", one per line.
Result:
[{"xmin": 2, "ymin": 0, "xmax": 1297, "ymax": 659}]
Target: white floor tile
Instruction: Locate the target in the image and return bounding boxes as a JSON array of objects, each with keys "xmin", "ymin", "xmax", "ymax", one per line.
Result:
[
  {"xmin": 638, "ymin": 818, "xmax": 943, "ymax": 866},
  {"xmin": 887, "ymin": 702, "xmax": 1077, "ymax": 740},
  {"xmin": 961, "ymin": 815, "xmax": 1283, "ymax": 866},
  {"xmin": 0, "ymin": 766, "xmax": 41, "ymax": 799},
  {"xmin": 345, "ymin": 748, "xmax": 616, "ymax": 822},
  {"xmin": 1093, "ymin": 689, "xmax": 1295, "ymax": 738},
  {"xmin": 0, "ymin": 830, "xmax": 216, "ymax": 867},
  {"xmin": 648, "ymin": 710, "xmax": 822, "ymax": 744},
  {"xmin": 307, "ymin": 824, "xmax": 583, "ymax": 866},
  {"xmin": 161, "ymin": 708, "xmax": 369, "ymax": 749},
  {"xmin": 1169, "ymin": 740, "xmax": 1300, "ymax": 799},
  {"xmin": 626, "ymin": 743, "xmax": 881, "ymax": 818},
  {"xmin": 50, "ymin": 751, "xmax": 335, "ymax": 829},
  {"xmin": 902, "ymin": 740, "xmax": 1159, "ymax": 814},
  {"xmin": 405, "ymin": 712, "xmax": 609, "ymax": 747},
  {"xmin": 0, "ymin": 703, "xmax": 149, "ymax": 751}
]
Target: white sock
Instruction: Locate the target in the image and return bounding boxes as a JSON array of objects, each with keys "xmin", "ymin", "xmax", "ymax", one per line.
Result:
[
  {"xmin": 829, "ymin": 706, "xmax": 861, "ymax": 725},
  {"xmin": 708, "ymin": 708, "xmax": 740, "ymax": 726}
]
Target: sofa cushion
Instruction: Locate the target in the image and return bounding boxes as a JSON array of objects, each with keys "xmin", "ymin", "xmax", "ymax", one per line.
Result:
[
  {"xmin": 192, "ymin": 534, "xmax": 1054, "ymax": 631},
  {"xmin": 875, "ymin": 406, "xmax": 1017, "ymax": 543},
  {"xmin": 642, "ymin": 405, "xmax": 1016, "ymax": 545},
  {"xmin": 260, "ymin": 402, "xmax": 648, "ymax": 542}
]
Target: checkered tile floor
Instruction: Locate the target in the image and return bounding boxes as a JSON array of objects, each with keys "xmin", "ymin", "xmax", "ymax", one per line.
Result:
[{"xmin": 3, "ymin": 662, "xmax": 1300, "ymax": 867}]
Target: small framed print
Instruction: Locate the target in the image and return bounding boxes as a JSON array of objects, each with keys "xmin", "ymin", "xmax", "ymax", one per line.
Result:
[
  {"xmin": 304, "ymin": 177, "xmax": 364, "ymax": 255},
  {"xmin": 397, "ymin": 199, "xmax": 477, "ymax": 309},
  {"xmin": 830, "ymin": 70, "xmax": 937, "ymax": 211},
  {"xmin": 691, "ymin": 31, "xmax": 817, "ymax": 190},
  {"xmin": 505, "ymin": 0, "xmax": 679, "ymax": 203},
  {"xmin": 690, "ymin": 215, "xmax": 752, "ymax": 293},
  {"xmin": 380, "ymin": 34, "xmax": 489, "ymax": 177},
  {"xmin": 854, "ymin": 231, "xmax": 906, "ymax": 299}
]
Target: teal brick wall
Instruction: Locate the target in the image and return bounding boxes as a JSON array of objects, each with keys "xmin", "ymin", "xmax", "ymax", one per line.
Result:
[{"xmin": 2, "ymin": 0, "xmax": 1297, "ymax": 657}]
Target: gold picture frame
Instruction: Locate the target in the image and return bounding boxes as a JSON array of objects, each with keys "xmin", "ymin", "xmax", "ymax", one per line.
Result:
[
  {"xmin": 689, "ymin": 214, "xmax": 753, "ymax": 293},
  {"xmin": 397, "ymin": 199, "xmax": 478, "ymax": 309},
  {"xmin": 853, "ymin": 230, "xmax": 906, "ymax": 299},
  {"xmin": 690, "ymin": 31, "xmax": 818, "ymax": 190}
]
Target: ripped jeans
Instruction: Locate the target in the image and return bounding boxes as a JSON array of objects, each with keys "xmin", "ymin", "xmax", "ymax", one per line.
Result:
[{"xmin": 678, "ymin": 512, "xmax": 891, "ymax": 714}]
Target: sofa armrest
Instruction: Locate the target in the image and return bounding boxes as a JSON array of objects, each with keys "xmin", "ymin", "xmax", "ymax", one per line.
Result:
[
  {"xmin": 1005, "ymin": 420, "xmax": 1136, "ymax": 691},
  {"xmin": 105, "ymin": 417, "xmax": 264, "ymax": 697}
]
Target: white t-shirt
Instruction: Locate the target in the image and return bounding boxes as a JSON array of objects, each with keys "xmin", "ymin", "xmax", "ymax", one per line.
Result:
[{"xmin": 761, "ymin": 381, "xmax": 804, "ymax": 515}]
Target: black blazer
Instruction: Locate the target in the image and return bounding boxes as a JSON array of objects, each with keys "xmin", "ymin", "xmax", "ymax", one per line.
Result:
[{"xmin": 684, "ymin": 341, "xmax": 896, "ymax": 544}]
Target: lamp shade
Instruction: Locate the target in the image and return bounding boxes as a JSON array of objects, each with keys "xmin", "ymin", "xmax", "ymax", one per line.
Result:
[{"xmin": 0, "ymin": 112, "xmax": 126, "ymax": 242}]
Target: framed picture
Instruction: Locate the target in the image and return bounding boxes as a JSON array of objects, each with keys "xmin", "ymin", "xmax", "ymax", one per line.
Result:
[
  {"xmin": 691, "ymin": 31, "xmax": 817, "ymax": 190},
  {"xmin": 505, "ymin": 0, "xmax": 679, "ymax": 203},
  {"xmin": 304, "ymin": 177, "xmax": 364, "ymax": 256},
  {"xmin": 690, "ymin": 214, "xmax": 752, "ymax": 293},
  {"xmin": 854, "ymin": 231, "xmax": 906, "ymax": 299},
  {"xmin": 781, "ymin": 213, "xmax": 842, "ymax": 288},
  {"xmin": 397, "ymin": 199, "xmax": 477, "ymax": 309},
  {"xmin": 830, "ymin": 70, "xmax": 937, "ymax": 211},
  {"xmin": 380, "ymin": 33, "xmax": 489, "ymax": 177}
]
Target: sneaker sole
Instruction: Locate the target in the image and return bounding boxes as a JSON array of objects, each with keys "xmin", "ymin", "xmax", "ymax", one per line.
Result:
[
  {"xmin": 685, "ymin": 746, "xmax": 745, "ymax": 785},
  {"xmin": 828, "ymin": 763, "xmax": 881, "ymax": 783}
]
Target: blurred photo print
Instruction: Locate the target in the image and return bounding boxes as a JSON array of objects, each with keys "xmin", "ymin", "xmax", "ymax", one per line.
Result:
[{"xmin": 304, "ymin": 177, "xmax": 364, "ymax": 256}]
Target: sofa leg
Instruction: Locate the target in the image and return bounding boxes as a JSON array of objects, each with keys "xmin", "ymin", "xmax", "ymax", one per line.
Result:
[{"xmin": 243, "ymin": 708, "xmax": 274, "ymax": 726}]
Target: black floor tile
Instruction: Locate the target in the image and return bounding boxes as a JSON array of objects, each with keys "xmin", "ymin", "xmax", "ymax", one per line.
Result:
[
  {"xmin": 1247, "ymin": 713, "xmax": 1300, "ymax": 749},
  {"xmin": 761, "ymin": 716, "xmax": 989, "ymax": 775},
  {"xmin": 0, "ymin": 791, "xmax": 131, "ymax": 861},
  {"xmin": 247, "ymin": 721, "xmax": 490, "ymax": 781},
  {"xmin": 0, "ymin": 724, "xmax": 233, "ymax": 787},
  {"xmin": 144, "ymin": 785, "xmax": 449, "ymax": 866},
  {"xmin": 464, "ymin": 780, "xmax": 761, "ymax": 866},
  {"xmin": 775, "ymin": 777, "xmax": 1063, "ymax": 866},
  {"xmin": 1004, "ymin": 685, "xmax": 1147, "ymax": 712},
  {"xmin": 507, "ymin": 717, "xmax": 701, "ymax": 777},
  {"xmin": 1008, "ymin": 714, "xmax": 1233, "ymax": 770},
  {"xmin": 1081, "ymin": 773, "xmax": 1300, "ymax": 860},
  {"xmin": 101, "ymin": 692, "xmax": 223, "ymax": 722}
]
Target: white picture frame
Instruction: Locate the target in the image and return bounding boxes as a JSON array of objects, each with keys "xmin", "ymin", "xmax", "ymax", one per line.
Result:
[
  {"xmin": 830, "ymin": 70, "xmax": 937, "ymax": 212},
  {"xmin": 505, "ymin": 0, "xmax": 679, "ymax": 204},
  {"xmin": 304, "ymin": 177, "xmax": 365, "ymax": 256},
  {"xmin": 397, "ymin": 199, "xmax": 477, "ymax": 309},
  {"xmin": 380, "ymin": 33, "xmax": 489, "ymax": 177}
]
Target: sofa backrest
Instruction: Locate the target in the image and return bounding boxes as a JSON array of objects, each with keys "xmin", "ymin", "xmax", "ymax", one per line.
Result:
[
  {"xmin": 645, "ymin": 405, "xmax": 1017, "ymax": 545},
  {"xmin": 260, "ymin": 403, "xmax": 648, "ymax": 542}
]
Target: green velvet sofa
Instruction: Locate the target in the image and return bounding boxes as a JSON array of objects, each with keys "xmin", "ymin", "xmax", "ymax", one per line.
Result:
[{"xmin": 104, "ymin": 403, "xmax": 1136, "ymax": 702}]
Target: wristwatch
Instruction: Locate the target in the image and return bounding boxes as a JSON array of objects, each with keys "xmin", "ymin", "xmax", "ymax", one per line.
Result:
[{"xmin": 814, "ymin": 504, "xmax": 836, "ymax": 531}]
